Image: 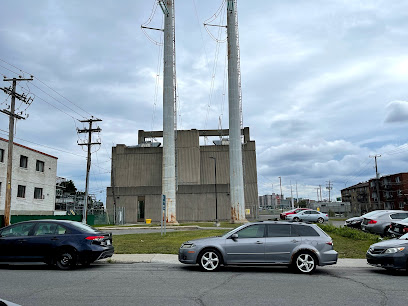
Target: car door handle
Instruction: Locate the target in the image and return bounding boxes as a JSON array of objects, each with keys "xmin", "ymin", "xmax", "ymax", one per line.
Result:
[
  {"xmin": 17, "ymin": 239, "xmax": 26, "ymax": 242},
  {"xmin": 51, "ymin": 237, "xmax": 59, "ymax": 241},
  {"xmin": 255, "ymin": 241, "xmax": 263, "ymax": 244},
  {"xmin": 291, "ymin": 239, "xmax": 300, "ymax": 243}
]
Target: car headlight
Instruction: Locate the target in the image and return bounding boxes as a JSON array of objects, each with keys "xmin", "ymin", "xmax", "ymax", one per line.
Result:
[
  {"xmin": 181, "ymin": 243, "xmax": 195, "ymax": 249},
  {"xmin": 384, "ymin": 247, "xmax": 405, "ymax": 254}
]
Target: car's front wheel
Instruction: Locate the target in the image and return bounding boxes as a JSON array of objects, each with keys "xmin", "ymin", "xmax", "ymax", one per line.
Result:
[
  {"xmin": 55, "ymin": 249, "xmax": 77, "ymax": 270},
  {"xmin": 293, "ymin": 252, "xmax": 316, "ymax": 274},
  {"xmin": 199, "ymin": 249, "xmax": 221, "ymax": 272}
]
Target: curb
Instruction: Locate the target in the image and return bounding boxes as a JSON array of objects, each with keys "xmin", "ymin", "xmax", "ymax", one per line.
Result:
[{"xmin": 101, "ymin": 254, "xmax": 369, "ymax": 268}]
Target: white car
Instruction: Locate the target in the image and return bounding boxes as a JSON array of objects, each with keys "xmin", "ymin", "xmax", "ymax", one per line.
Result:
[{"xmin": 286, "ymin": 210, "xmax": 329, "ymax": 223}]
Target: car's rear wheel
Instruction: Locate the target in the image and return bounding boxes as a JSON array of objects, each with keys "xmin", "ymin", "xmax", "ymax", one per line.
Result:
[
  {"xmin": 55, "ymin": 249, "xmax": 76, "ymax": 270},
  {"xmin": 199, "ymin": 249, "xmax": 221, "ymax": 272},
  {"xmin": 293, "ymin": 217, "xmax": 300, "ymax": 222},
  {"xmin": 317, "ymin": 217, "xmax": 324, "ymax": 224},
  {"xmin": 293, "ymin": 252, "xmax": 316, "ymax": 274}
]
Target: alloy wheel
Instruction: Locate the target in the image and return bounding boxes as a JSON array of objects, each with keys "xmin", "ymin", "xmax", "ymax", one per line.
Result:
[
  {"xmin": 200, "ymin": 251, "xmax": 220, "ymax": 271},
  {"xmin": 295, "ymin": 253, "xmax": 315, "ymax": 273}
]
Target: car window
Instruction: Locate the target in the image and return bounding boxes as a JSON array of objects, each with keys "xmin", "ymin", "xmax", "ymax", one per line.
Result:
[
  {"xmin": 33, "ymin": 223, "xmax": 68, "ymax": 236},
  {"xmin": 0, "ymin": 223, "xmax": 35, "ymax": 237},
  {"xmin": 303, "ymin": 211, "xmax": 311, "ymax": 214},
  {"xmin": 70, "ymin": 222, "xmax": 101, "ymax": 234},
  {"xmin": 267, "ymin": 224, "xmax": 291, "ymax": 237},
  {"xmin": 235, "ymin": 224, "xmax": 265, "ymax": 238},
  {"xmin": 311, "ymin": 211, "xmax": 319, "ymax": 214},
  {"xmin": 291, "ymin": 225, "xmax": 320, "ymax": 237},
  {"xmin": 390, "ymin": 213, "xmax": 406, "ymax": 219}
]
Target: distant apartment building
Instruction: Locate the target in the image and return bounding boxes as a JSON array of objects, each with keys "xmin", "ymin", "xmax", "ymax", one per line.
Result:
[
  {"xmin": 369, "ymin": 173, "xmax": 408, "ymax": 210},
  {"xmin": 342, "ymin": 173, "xmax": 408, "ymax": 214},
  {"xmin": 340, "ymin": 182, "xmax": 371, "ymax": 214},
  {"xmin": 0, "ymin": 137, "xmax": 58, "ymax": 215}
]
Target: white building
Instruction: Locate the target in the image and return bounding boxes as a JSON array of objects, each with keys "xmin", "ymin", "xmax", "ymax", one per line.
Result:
[{"xmin": 0, "ymin": 137, "xmax": 58, "ymax": 215}]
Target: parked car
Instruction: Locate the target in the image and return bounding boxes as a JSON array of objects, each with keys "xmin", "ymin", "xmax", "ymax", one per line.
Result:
[
  {"xmin": 179, "ymin": 221, "xmax": 338, "ymax": 273},
  {"xmin": 361, "ymin": 211, "xmax": 408, "ymax": 236},
  {"xmin": 280, "ymin": 208, "xmax": 310, "ymax": 220},
  {"xmin": 285, "ymin": 209, "xmax": 328, "ymax": 223},
  {"xmin": 345, "ymin": 210, "xmax": 391, "ymax": 229},
  {"xmin": 0, "ymin": 220, "xmax": 114, "ymax": 269},
  {"xmin": 366, "ymin": 232, "xmax": 408, "ymax": 271},
  {"xmin": 388, "ymin": 217, "xmax": 408, "ymax": 237}
]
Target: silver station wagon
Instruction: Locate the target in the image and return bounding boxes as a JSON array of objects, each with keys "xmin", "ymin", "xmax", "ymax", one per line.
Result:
[{"xmin": 179, "ymin": 221, "xmax": 338, "ymax": 274}]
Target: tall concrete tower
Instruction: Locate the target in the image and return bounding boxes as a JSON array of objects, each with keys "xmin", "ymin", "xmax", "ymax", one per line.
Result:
[
  {"xmin": 227, "ymin": 0, "xmax": 246, "ymax": 223},
  {"xmin": 162, "ymin": 0, "xmax": 177, "ymax": 223}
]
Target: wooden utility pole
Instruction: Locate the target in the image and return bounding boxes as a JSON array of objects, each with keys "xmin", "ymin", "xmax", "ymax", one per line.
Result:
[
  {"xmin": 77, "ymin": 118, "xmax": 102, "ymax": 224},
  {"xmin": 1, "ymin": 76, "xmax": 33, "ymax": 226},
  {"xmin": 369, "ymin": 155, "xmax": 382, "ymax": 209}
]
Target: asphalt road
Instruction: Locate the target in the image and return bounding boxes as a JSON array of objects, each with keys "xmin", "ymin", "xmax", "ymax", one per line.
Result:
[{"xmin": 0, "ymin": 262, "xmax": 406, "ymax": 306}]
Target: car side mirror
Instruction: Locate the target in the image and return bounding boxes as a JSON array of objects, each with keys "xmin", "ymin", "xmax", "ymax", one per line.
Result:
[{"xmin": 230, "ymin": 233, "xmax": 238, "ymax": 240}]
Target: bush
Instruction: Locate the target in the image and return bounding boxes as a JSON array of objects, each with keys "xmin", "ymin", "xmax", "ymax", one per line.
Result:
[{"xmin": 318, "ymin": 224, "xmax": 382, "ymax": 242}]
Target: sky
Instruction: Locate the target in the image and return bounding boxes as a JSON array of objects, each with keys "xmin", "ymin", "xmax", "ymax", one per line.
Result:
[{"xmin": 1, "ymin": 0, "xmax": 408, "ymax": 204}]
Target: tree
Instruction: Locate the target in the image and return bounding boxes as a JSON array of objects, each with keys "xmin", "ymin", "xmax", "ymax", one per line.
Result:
[
  {"xmin": 297, "ymin": 200, "xmax": 308, "ymax": 208},
  {"xmin": 60, "ymin": 180, "xmax": 77, "ymax": 194}
]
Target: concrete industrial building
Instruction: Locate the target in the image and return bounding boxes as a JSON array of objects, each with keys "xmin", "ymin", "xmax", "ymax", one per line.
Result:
[
  {"xmin": 106, "ymin": 128, "xmax": 258, "ymax": 223},
  {"xmin": 0, "ymin": 137, "xmax": 58, "ymax": 215}
]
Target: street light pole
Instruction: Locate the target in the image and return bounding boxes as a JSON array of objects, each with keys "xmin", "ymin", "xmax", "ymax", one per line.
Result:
[{"xmin": 209, "ymin": 157, "xmax": 219, "ymax": 227}]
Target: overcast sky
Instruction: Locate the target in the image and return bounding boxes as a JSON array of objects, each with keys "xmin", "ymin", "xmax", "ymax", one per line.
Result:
[{"xmin": 1, "ymin": 0, "xmax": 408, "ymax": 204}]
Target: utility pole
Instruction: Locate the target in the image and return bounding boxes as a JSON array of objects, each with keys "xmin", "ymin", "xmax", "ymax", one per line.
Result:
[
  {"xmin": 319, "ymin": 185, "xmax": 322, "ymax": 202},
  {"xmin": 326, "ymin": 181, "xmax": 333, "ymax": 202},
  {"xmin": 279, "ymin": 176, "xmax": 283, "ymax": 211},
  {"xmin": 369, "ymin": 155, "xmax": 382, "ymax": 209},
  {"xmin": 77, "ymin": 118, "xmax": 102, "ymax": 224},
  {"xmin": 316, "ymin": 188, "xmax": 320, "ymax": 202},
  {"xmin": 160, "ymin": 0, "xmax": 177, "ymax": 224},
  {"xmin": 296, "ymin": 181, "xmax": 298, "ymax": 205},
  {"xmin": 1, "ymin": 76, "xmax": 33, "ymax": 227},
  {"xmin": 290, "ymin": 181, "xmax": 294, "ymax": 209}
]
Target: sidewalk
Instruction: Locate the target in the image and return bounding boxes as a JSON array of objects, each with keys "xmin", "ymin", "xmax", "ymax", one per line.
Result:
[{"xmin": 101, "ymin": 254, "xmax": 369, "ymax": 268}]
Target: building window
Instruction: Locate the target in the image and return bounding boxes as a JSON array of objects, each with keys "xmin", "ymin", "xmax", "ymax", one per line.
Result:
[
  {"xmin": 0, "ymin": 148, "xmax": 4, "ymax": 162},
  {"xmin": 396, "ymin": 177, "xmax": 400, "ymax": 183},
  {"xmin": 17, "ymin": 185, "xmax": 26, "ymax": 198},
  {"xmin": 36, "ymin": 160, "xmax": 45, "ymax": 172},
  {"xmin": 20, "ymin": 155, "xmax": 28, "ymax": 168},
  {"xmin": 399, "ymin": 202, "xmax": 405, "ymax": 209},
  {"xmin": 34, "ymin": 187, "xmax": 43, "ymax": 199},
  {"xmin": 0, "ymin": 181, "xmax": 2, "ymax": 195}
]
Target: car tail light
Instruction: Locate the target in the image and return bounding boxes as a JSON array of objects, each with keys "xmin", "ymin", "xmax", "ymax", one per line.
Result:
[
  {"xmin": 403, "ymin": 227, "xmax": 408, "ymax": 233},
  {"xmin": 368, "ymin": 220, "xmax": 377, "ymax": 224},
  {"xmin": 326, "ymin": 241, "xmax": 333, "ymax": 246},
  {"xmin": 86, "ymin": 236, "xmax": 105, "ymax": 241}
]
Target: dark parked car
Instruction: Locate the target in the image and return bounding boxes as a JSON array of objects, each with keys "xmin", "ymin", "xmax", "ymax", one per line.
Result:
[
  {"xmin": 179, "ymin": 221, "xmax": 338, "ymax": 274},
  {"xmin": 366, "ymin": 232, "xmax": 408, "ymax": 271},
  {"xmin": 388, "ymin": 217, "xmax": 408, "ymax": 238},
  {"xmin": 0, "ymin": 220, "xmax": 114, "ymax": 269},
  {"xmin": 344, "ymin": 210, "xmax": 391, "ymax": 229}
]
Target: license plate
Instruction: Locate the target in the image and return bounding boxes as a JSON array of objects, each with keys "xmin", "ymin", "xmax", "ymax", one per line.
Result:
[{"xmin": 106, "ymin": 240, "xmax": 111, "ymax": 245}]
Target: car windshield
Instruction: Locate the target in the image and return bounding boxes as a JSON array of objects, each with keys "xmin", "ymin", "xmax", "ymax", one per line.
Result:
[
  {"xmin": 70, "ymin": 222, "xmax": 101, "ymax": 233},
  {"xmin": 399, "ymin": 233, "xmax": 408, "ymax": 240},
  {"xmin": 397, "ymin": 217, "xmax": 408, "ymax": 223},
  {"xmin": 362, "ymin": 211, "xmax": 385, "ymax": 218}
]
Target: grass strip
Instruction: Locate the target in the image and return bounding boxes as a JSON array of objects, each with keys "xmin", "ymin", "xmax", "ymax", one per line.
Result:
[{"xmin": 113, "ymin": 229, "xmax": 229, "ymax": 254}]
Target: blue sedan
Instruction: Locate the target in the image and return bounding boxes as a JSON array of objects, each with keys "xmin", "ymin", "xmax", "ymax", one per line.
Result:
[
  {"xmin": 286, "ymin": 210, "xmax": 329, "ymax": 223},
  {"xmin": 0, "ymin": 220, "xmax": 114, "ymax": 269}
]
